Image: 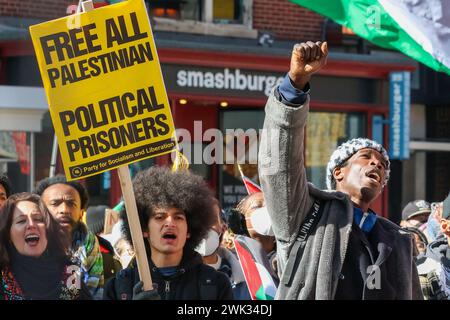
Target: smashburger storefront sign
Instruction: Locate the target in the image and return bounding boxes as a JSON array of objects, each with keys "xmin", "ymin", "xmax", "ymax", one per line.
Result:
[{"xmin": 162, "ymin": 65, "xmax": 285, "ymax": 99}]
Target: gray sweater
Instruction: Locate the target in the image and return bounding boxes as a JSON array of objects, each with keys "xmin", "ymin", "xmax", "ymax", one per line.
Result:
[{"xmin": 258, "ymin": 89, "xmax": 423, "ymax": 300}]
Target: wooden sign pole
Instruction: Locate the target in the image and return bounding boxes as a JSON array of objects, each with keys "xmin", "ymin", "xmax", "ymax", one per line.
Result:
[
  {"xmin": 117, "ymin": 165, "xmax": 153, "ymax": 290},
  {"xmin": 80, "ymin": 0, "xmax": 153, "ymax": 291}
]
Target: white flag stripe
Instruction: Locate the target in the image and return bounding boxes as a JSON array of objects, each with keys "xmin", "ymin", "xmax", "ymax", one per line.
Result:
[
  {"xmin": 379, "ymin": 0, "xmax": 450, "ymax": 69},
  {"xmin": 255, "ymin": 263, "xmax": 277, "ymax": 298}
]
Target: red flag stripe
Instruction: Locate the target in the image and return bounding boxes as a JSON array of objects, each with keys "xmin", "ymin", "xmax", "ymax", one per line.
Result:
[
  {"xmin": 242, "ymin": 176, "xmax": 262, "ymax": 195},
  {"xmin": 233, "ymin": 238, "xmax": 263, "ymax": 300}
]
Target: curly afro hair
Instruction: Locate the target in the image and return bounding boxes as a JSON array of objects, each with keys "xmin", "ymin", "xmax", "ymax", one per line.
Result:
[
  {"xmin": 121, "ymin": 166, "xmax": 216, "ymax": 252},
  {"xmin": 34, "ymin": 175, "xmax": 89, "ymax": 209}
]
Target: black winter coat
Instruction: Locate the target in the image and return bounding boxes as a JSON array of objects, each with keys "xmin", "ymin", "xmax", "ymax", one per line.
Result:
[{"xmin": 103, "ymin": 250, "xmax": 233, "ymax": 300}]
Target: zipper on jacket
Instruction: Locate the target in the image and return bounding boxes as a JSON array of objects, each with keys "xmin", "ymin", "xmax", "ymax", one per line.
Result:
[{"xmin": 164, "ymin": 280, "xmax": 170, "ymax": 300}]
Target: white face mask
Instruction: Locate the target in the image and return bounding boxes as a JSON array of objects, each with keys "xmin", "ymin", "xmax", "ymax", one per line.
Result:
[
  {"xmin": 120, "ymin": 252, "xmax": 134, "ymax": 269},
  {"xmin": 249, "ymin": 206, "xmax": 274, "ymax": 236},
  {"xmin": 195, "ymin": 229, "xmax": 220, "ymax": 257}
]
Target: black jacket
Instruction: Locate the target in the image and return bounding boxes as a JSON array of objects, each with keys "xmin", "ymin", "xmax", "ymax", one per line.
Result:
[
  {"xmin": 334, "ymin": 223, "xmax": 399, "ymax": 299},
  {"xmin": 103, "ymin": 250, "xmax": 233, "ymax": 300},
  {"xmin": 0, "ymin": 263, "xmax": 93, "ymax": 300}
]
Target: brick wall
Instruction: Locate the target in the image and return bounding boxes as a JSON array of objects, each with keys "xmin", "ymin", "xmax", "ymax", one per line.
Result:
[
  {"xmin": 0, "ymin": 0, "xmax": 75, "ymax": 19},
  {"xmin": 1, "ymin": 0, "xmax": 325, "ymax": 39},
  {"xmin": 253, "ymin": 0, "xmax": 324, "ymax": 41}
]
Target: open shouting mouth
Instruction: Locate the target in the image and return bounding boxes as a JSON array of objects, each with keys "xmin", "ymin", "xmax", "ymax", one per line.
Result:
[
  {"xmin": 366, "ymin": 170, "xmax": 381, "ymax": 184},
  {"xmin": 162, "ymin": 231, "xmax": 177, "ymax": 244},
  {"xmin": 24, "ymin": 234, "xmax": 40, "ymax": 247}
]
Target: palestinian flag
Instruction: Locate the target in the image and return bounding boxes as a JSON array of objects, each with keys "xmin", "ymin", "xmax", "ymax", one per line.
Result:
[
  {"xmin": 290, "ymin": 0, "xmax": 450, "ymax": 75},
  {"xmin": 233, "ymin": 235, "xmax": 277, "ymax": 300},
  {"xmin": 242, "ymin": 175, "xmax": 262, "ymax": 195},
  {"xmin": 237, "ymin": 165, "xmax": 262, "ymax": 195}
]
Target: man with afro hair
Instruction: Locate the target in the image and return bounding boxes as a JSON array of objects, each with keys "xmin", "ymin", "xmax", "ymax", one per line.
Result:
[{"xmin": 104, "ymin": 166, "xmax": 233, "ymax": 300}]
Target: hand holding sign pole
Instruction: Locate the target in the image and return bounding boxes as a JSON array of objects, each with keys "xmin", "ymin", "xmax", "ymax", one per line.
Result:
[
  {"xmin": 117, "ymin": 165, "xmax": 153, "ymax": 290},
  {"xmin": 29, "ymin": 0, "xmax": 180, "ymax": 291}
]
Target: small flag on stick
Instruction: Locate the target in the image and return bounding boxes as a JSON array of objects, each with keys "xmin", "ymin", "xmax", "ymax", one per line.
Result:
[{"xmin": 237, "ymin": 164, "xmax": 262, "ymax": 195}]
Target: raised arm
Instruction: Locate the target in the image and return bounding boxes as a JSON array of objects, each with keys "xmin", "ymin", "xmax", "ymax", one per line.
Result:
[{"xmin": 258, "ymin": 41, "xmax": 328, "ymax": 254}]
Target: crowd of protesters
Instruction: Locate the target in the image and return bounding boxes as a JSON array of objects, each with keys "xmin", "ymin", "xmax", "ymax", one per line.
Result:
[{"xmin": 0, "ymin": 40, "xmax": 449, "ymax": 300}]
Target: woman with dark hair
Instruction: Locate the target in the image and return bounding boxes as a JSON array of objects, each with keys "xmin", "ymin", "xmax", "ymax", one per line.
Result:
[{"xmin": 0, "ymin": 193, "xmax": 91, "ymax": 300}]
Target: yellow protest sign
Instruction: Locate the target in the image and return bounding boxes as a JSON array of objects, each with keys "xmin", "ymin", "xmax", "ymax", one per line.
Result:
[{"xmin": 29, "ymin": 0, "xmax": 176, "ymax": 180}]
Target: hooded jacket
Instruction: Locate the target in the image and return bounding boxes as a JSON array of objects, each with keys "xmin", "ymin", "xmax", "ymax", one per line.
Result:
[
  {"xmin": 258, "ymin": 88, "xmax": 423, "ymax": 300},
  {"xmin": 103, "ymin": 249, "xmax": 233, "ymax": 300}
]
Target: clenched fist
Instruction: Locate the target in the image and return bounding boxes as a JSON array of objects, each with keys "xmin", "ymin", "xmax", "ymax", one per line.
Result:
[{"xmin": 288, "ymin": 41, "xmax": 328, "ymax": 90}]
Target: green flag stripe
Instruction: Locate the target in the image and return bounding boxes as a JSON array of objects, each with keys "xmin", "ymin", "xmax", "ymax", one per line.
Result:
[
  {"xmin": 290, "ymin": 0, "xmax": 450, "ymax": 75},
  {"xmin": 255, "ymin": 285, "xmax": 274, "ymax": 300}
]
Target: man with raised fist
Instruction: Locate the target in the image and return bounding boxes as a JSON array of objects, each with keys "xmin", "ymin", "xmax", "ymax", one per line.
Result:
[{"xmin": 258, "ymin": 41, "xmax": 422, "ymax": 300}]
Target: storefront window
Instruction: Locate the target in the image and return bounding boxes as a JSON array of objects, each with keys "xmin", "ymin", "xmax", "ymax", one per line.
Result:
[
  {"xmin": 35, "ymin": 112, "xmax": 54, "ymax": 185},
  {"xmin": 306, "ymin": 112, "xmax": 366, "ymax": 189},
  {"xmin": 213, "ymin": 0, "xmax": 242, "ymax": 24},
  {"xmin": 219, "ymin": 110, "xmax": 365, "ymax": 208},
  {"xmin": 425, "ymin": 105, "xmax": 450, "ymax": 201},
  {"xmin": 148, "ymin": 0, "xmax": 185, "ymax": 19},
  {"xmin": 148, "ymin": 0, "xmax": 244, "ymax": 24},
  {"xmin": 0, "ymin": 131, "xmax": 32, "ymax": 192},
  {"xmin": 219, "ymin": 110, "xmax": 265, "ymax": 209},
  {"xmin": 180, "ymin": 0, "xmax": 201, "ymax": 20},
  {"xmin": 0, "ymin": 132, "xmax": 18, "ymax": 161}
]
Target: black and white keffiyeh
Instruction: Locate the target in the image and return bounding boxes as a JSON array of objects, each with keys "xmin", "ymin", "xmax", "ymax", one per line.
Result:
[{"xmin": 326, "ymin": 138, "xmax": 390, "ymax": 190}]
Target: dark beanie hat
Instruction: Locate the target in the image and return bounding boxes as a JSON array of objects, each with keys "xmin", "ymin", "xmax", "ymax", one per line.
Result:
[
  {"xmin": 86, "ymin": 205, "xmax": 108, "ymax": 235},
  {"xmin": 443, "ymin": 193, "xmax": 450, "ymax": 220}
]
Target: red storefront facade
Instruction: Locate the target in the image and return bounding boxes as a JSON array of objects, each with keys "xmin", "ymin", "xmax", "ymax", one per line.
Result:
[{"xmin": 0, "ymin": 0, "xmax": 420, "ymax": 219}]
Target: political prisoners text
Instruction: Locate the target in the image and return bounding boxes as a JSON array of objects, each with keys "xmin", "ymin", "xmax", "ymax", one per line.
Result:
[{"xmin": 60, "ymin": 86, "xmax": 170, "ymax": 161}]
